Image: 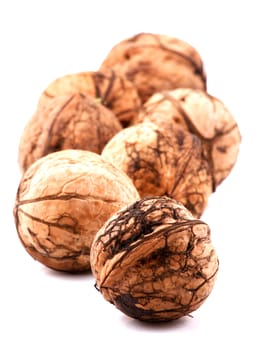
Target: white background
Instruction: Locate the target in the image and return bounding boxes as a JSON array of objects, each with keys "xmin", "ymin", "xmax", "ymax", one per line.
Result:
[{"xmin": 0, "ymin": 1, "xmax": 253, "ymax": 349}]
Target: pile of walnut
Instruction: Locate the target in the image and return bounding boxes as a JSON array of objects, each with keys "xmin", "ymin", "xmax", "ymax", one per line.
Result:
[{"xmin": 14, "ymin": 32, "xmax": 241, "ymax": 322}]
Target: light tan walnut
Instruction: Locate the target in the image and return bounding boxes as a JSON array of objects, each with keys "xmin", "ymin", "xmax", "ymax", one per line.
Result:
[
  {"xmin": 18, "ymin": 93, "xmax": 122, "ymax": 174},
  {"xmin": 133, "ymin": 88, "xmax": 242, "ymax": 189},
  {"xmin": 100, "ymin": 32, "xmax": 206, "ymax": 103},
  {"xmin": 91, "ymin": 196, "xmax": 219, "ymax": 322},
  {"xmin": 102, "ymin": 122, "xmax": 212, "ymax": 218},
  {"xmin": 13, "ymin": 149, "xmax": 140, "ymax": 272},
  {"xmin": 38, "ymin": 69, "xmax": 141, "ymax": 126}
]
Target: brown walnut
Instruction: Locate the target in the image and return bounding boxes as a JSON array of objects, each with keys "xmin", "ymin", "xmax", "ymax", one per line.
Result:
[
  {"xmin": 13, "ymin": 149, "xmax": 140, "ymax": 272},
  {"xmin": 37, "ymin": 68, "xmax": 141, "ymax": 126},
  {"xmin": 18, "ymin": 92, "xmax": 122, "ymax": 174},
  {"xmin": 133, "ymin": 88, "xmax": 241, "ymax": 189},
  {"xmin": 100, "ymin": 32, "xmax": 206, "ymax": 103},
  {"xmin": 91, "ymin": 196, "xmax": 219, "ymax": 322},
  {"xmin": 102, "ymin": 122, "xmax": 212, "ymax": 218}
]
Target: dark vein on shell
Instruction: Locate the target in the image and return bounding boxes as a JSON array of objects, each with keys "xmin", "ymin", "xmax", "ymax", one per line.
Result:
[
  {"xmin": 16, "ymin": 193, "xmax": 120, "ymax": 206},
  {"xmin": 99, "ymin": 219, "xmax": 206, "ymax": 288}
]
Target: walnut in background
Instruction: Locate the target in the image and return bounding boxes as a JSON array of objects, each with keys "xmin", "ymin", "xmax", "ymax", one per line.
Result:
[
  {"xmin": 133, "ymin": 88, "xmax": 242, "ymax": 189},
  {"xmin": 100, "ymin": 32, "xmax": 206, "ymax": 103},
  {"xmin": 18, "ymin": 92, "xmax": 122, "ymax": 173},
  {"xmin": 102, "ymin": 122, "xmax": 213, "ymax": 218},
  {"xmin": 38, "ymin": 68, "xmax": 141, "ymax": 127}
]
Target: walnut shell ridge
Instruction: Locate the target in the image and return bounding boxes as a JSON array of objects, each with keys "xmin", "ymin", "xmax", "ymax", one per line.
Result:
[
  {"xmin": 90, "ymin": 196, "xmax": 219, "ymax": 322},
  {"xmin": 14, "ymin": 149, "xmax": 140, "ymax": 272},
  {"xmin": 102, "ymin": 122, "xmax": 213, "ymax": 218},
  {"xmin": 18, "ymin": 93, "xmax": 122, "ymax": 173},
  {"xmin": 100, "ymin": 32, "xmax": 206, "ymax": 103}
]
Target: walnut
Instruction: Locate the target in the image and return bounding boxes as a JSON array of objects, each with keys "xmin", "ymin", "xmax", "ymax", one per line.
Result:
[
  {"xmin": 90, "ymin": 196, "xmax": 219, "ymax": 322},
  {"xmin": 37, "ymin": 68, "xmax": 141, "ymax": 126},
  {"xmin": 102, "ymin": 122, "xmax": 212, "ymax": 218},
  {"xmin": 13, "ymin": 149, "xmax": 140, "ymax": 272},
  {"xmin": 133, "ymin": 88, "xmax": 242, "ymax": 189},
  {"xmin": 100, "ymin": 32, "xmax": 206, "ymax": 103},
  {"xmin": 18, "ymin": 92, "xmax": 122, "ymax": 174}
]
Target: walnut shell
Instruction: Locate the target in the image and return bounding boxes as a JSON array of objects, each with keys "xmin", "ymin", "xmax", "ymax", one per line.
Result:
[
  {"xmin": 13, "ymin": 149, "xmax": 140, "ymax": 272},
  {"xmin": 91, "ymin": 196, "xmax": 219, "ymax": 322},
  {"xmin": 38, "ymin": 69, "xmax": 141, "ymax": 126},
  {"xmin": 18, "ymin": 92, "xmax": 122, "ymax": 173},
  {"xmin": 102, "ymin": 122, "xmax": 212, "ymax": 218},
  {"xmin": 133, "ymin": 88, "xmax": 242, "ymax": 188},
  {"xmin": 100, "ymin": 32, "xmax": 206, "ymax": 103}
]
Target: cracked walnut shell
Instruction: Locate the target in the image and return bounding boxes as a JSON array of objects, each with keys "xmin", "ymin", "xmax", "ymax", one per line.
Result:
[
  {"xmin": 13, "ymin": 149, "xmax": 140, "ymax": 272},
  {"xmin": 100, "ymin": 32, "xmax": 206, "ymax": 103},
  {"xmin": 102, "ymin": 122, "xmax": 213, "ymax": 218},
  {"xmin": 133, "ymin": 88, "xmax": 241, "ymax": 189},
  {"xmin": 90, "ymin": 196, "xmax": 219, "ymax": 322},
  {"xmin": 37, "ymin": 69, "xmax": 141, "ymax": 126},
  {"xmin": 18, "ymin": 92, "xmax": 122, "ymax": 174}
]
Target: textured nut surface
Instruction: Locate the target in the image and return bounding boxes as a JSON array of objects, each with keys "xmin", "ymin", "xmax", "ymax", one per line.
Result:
[
  {"xmin": 100, "ymin": 32, "xmax": 206, "ymax": 103},
  {"xmin": 38, "ymin": 69, "xmax": 141, "ymax": 126},
  {"xmin": 134, "ymin": 88, "xmax": 241, "ymax": 188},
  {"xmin": 18, "ymin": 93, "xmax": 122, "ymax": 173},
  {"xmin": 91, "ymin": 196, "xmax": 219, "ymax": 322},
  {"xmin": 102, "ymin": 122, "xmax": 212, "ymax": 217},
  {"xmin": 14, "ymin": 149, "xmax": 140, "ymax": 272}
]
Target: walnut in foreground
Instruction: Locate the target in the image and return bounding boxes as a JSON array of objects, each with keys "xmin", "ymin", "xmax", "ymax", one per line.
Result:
[
  {"xmin": 100, "ymin": 32, "xmax": 206, "ymax": 103},
  {"xmin": 91, "ymin": 196, "xmax": 219, "ymax": 322},
  {"xmin": 14, "ymin": 149, "xmax": 140, "ymax": 272},
  {"xmin": 18, "ymin": 93, "xmax": 122, "ymax": 174}
]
